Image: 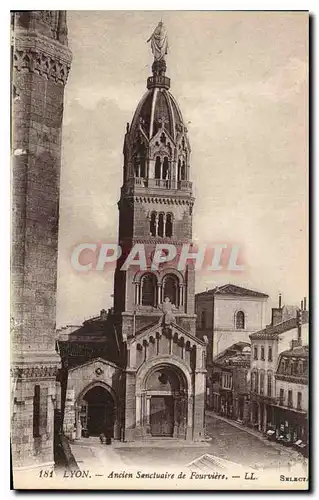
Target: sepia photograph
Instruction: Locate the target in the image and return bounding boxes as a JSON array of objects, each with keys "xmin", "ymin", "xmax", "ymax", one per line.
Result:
[{"xmin": 10, "ymin": 9, "xmax": 309, "ymax": 490}]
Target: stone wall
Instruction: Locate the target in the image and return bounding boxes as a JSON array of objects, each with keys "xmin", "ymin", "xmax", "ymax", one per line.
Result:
[
  {"xmin": 11, "ymin": 11, "xmax": 72, "ymax": 474},
  {"xmin": 11, "ymin": 373, "xmax": 56, "ymax": 469},
  {"xmin": 64, "ymin": 359, "xmax": 125, "ymax": 439}
]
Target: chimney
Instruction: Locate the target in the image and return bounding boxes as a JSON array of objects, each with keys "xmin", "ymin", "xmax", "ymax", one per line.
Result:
[
  {"xmin": 271, "ymin": 293, "xmax": 283, "ymax": 325},
  {"xmin": 301, "ymin": 299, "xmax": 304, "ymax": 310},
  {"xmin": 271, "ymin": 306, "xmax": 283, "ymax": 326},
  {"xmin": 303, "ymin": 297, "xmax": 307, "ymax": 311},
  {"xmin": 272, "ymin": 308, "xmax": 283, "ymax": 326},
  {"xmin": 297, "ymin": 309, "xmax": 302, "ymax": 343}
]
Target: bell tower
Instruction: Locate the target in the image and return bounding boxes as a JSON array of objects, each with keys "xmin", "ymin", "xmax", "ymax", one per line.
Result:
[{"xmin": 114, "ymin": 22, "xmax": 196, "ymax": 340}]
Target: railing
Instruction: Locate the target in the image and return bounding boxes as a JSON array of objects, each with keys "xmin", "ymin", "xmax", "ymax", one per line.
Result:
[
  {"xmin": 177, "ymin": 180, "xmax": 192, "ymax": 190},
  {"xmin": 134, "ymin": 177, "xmax": 144, "ymax": 186},
  {"xmin": 150, "ymin": 178, "xmax": 172, "ymax": 189},
  {"xmin": 147, "ymin": 75, "xmax": 170, "ymax": 89},
  {"xmin": 125, "ymin": 177, "xmax": 193, "ymax": 191}
]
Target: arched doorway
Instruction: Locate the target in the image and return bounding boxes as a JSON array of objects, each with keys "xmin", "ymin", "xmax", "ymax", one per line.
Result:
[
  {"xmin": 143, "ymin": 364, "xmax": 188, "ymax": 439},
  {"xmin": 81, "ymin": 385, "xmax": 115, "ymax": 437}
]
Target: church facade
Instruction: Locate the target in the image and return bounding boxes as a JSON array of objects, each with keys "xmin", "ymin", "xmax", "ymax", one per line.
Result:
[{"xmin": 59, "ymin": 25, "xmax": 207, "ymax": 442}]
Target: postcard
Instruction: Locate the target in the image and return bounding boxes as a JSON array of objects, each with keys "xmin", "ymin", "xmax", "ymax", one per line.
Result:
[{"xmin": 11, "ymin": 10, "xmax": 309, "ymax": 490}]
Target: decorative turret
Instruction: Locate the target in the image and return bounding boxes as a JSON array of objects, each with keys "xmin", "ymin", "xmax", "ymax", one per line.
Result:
[{"xmin": 122, "ymin": 22, "xmax": 191, "ymax": 193}]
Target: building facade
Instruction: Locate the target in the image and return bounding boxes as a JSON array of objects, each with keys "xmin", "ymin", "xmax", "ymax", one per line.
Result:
[
  {"xmin": 195, "ymin": 284, "xmax": 268, "ymax": 407},
  {"xmin": 274, "ymin": 345, "xmax": 308, "ymax": 446},
  {"xmin": 210, "ymin": 342, "xmax": 251, "ymax": 422},
  {"xmin": 58, "ymin": 26, "xmax": 206, "ymax": 442},
  {"xmin": 249, "ymin": 304, "xmax": 308, "ymax": 435},
  {"xmin": 11, "ymin": 11, "xmax": 72, "ymax": 474}
]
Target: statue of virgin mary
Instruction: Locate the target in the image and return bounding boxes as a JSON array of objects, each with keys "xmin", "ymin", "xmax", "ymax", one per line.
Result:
[{"xmin": 147, "ymin": 21, "xmax": 168, "ymax": 61}]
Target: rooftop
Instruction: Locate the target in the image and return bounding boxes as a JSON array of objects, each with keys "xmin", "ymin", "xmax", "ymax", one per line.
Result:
[
  {"xmin": 280, "ymin": 345, "xmax": 309, "ymax": 358},
  {"xmin": 250, "ymin": 311, "xmax": 309, "ymax": 340},
  {"xmin": 214, "ymin": 341, "xmax": 251, "ymax": 367},
  {"xmin": 196, "ymin": 284, "xmax": 269, "ymax": 299}
]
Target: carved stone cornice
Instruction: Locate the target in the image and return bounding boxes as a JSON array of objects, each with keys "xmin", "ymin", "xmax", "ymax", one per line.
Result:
[
  {"xmin": 11, "ymin": 363, "xmax": 60, "ymax": 380},
  {"xmin": 275, "ymin": 374, "xmax": 308, "ymax": 385},
  {"xmin": 132, "ymin": 238, "xmax": 190, "ymax": 245},
  {"xmin": 120, "ymin": 195, "xmax": 194, "ymax": 207},
  {"xmin": 12, "ymin": 30, "xmax": 72, "ymax": 86}
]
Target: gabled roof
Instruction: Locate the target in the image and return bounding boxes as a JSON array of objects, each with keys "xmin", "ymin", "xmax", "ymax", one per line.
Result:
[
  {"xmin": 132, "ymin": 319, "xmax": 206, "ymax": 347},
  {"xmin": 214, "ymin": 341, "xmax": 251, "ymax": 367},
  {"xmin": 68, "ymin": 357, "xmax": 124, "ymax": 373},
  {"xmin": 250, "ymin": 311, "xmax": 309, "ymax": 340},
  {"xmin": 196, "ymin": 284, "xmax": 268, "ymax": 299},
  {"xmin": 279, "ymin": 345, "xmax": 309, "ymax": 359}
]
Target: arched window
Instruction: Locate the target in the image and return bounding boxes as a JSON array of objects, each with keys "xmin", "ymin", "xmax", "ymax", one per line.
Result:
[
  {"xmin": 251, "ymin": 372, "xmax": 256, "ymax": 392},
  {"xmin": 141, "ymin": 273, "xmax": 157, "ymax": 306},
  {"xmin": 163, "ymin": 274, "xmax": 179, "ymax": 305},
  {"xmin": 134, "ymin": 155, "xmax": 140, "ymax": 177},
  {"xmin": 140, "ymin": 156, "xmax": 146, "ymax": 178},
  {"xmin": 155, "ymin": 156, "xmax": 161, "ymax": 179},
  {"xmin": 134, "ymin": 142, "xmax": 146, "ymax": 178},
  {"xmin": 259, "ymin": 371, "xmax": 265, "ymax": 395},
  {"xmin": 158, "ymin": 213, "xmax": 164, "ymax": 237},
  {"xmin": 150, "ymin": 212, "xmax": 156, "ymax": 237},
  {"xmin": 178, "ymin": 159, "xmax": 181, "ymax": 181},
  {"xmin": 268, "ymin": 346, "xmax": 273, "ymax": 362},
  {"xmin": 181, "ymin": 161, "xmax": 186, "ymax": 180},
  {"xmin": 165, "ymin": 213, "xmax": 173, "ymax": 237},
  {"xmin": 267, "ymin": 372, "xmax": 272, "ymax": 397},
  {"xmin": 163, "ymin": 157, "xmax": 169, "ymax": 180},
  {"xmin": 236, "ymin": 311, "xmax": 245, "ymax": 330}
]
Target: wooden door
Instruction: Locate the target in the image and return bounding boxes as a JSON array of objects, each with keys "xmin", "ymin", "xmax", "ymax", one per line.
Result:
[
  {"xmin": 87, "ymin": 403, "xmax": 107, "ymax": 436},
  {"xmin": 150, "ymin": 396, "xmax": 174, "ymax": 437},
  {"xmin": 79, "ymin": 401, "xmax": 88, "ymax": 432}
]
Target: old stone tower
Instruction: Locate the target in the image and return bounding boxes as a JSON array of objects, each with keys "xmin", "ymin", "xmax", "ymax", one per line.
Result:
[
  {"xmin": 11, "ymin": 11, "xmax": 72, "ymax": 473},
  {"xmin": 113, "ymin": 24, "xmax": 207, "ymax": 441}
]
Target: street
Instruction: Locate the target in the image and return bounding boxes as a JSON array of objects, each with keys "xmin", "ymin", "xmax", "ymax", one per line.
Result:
[{"xmin": 70, "ymin": 412, "xmax": 306, "ymax": 472}]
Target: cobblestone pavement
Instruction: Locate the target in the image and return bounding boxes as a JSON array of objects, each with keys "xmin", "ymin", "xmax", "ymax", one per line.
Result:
[
  {"xmin": 204, "ymin": 413, "xmax": 305, "ymax": 470},
  {"xmin": 113, "ymin": 413, "xmax": 307, "ymax": 471},
  {"xmin": 70, "ymin": 412, "xmax": 307, "ymax": 473}
]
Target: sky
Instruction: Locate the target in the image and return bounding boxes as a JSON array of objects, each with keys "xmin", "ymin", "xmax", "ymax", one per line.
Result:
[{"xmin": 56, "ymin": 11, "xmax": 308, "ymax": 327}]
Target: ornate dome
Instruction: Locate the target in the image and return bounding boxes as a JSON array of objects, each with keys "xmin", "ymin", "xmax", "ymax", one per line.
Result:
[
  {"xmin": 130, "ymin": 83, "xmax": 187, "ymax": 143},
  {"xmin": 122, "ymin": 34, "xmax": 191, "ymax": 191}
]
